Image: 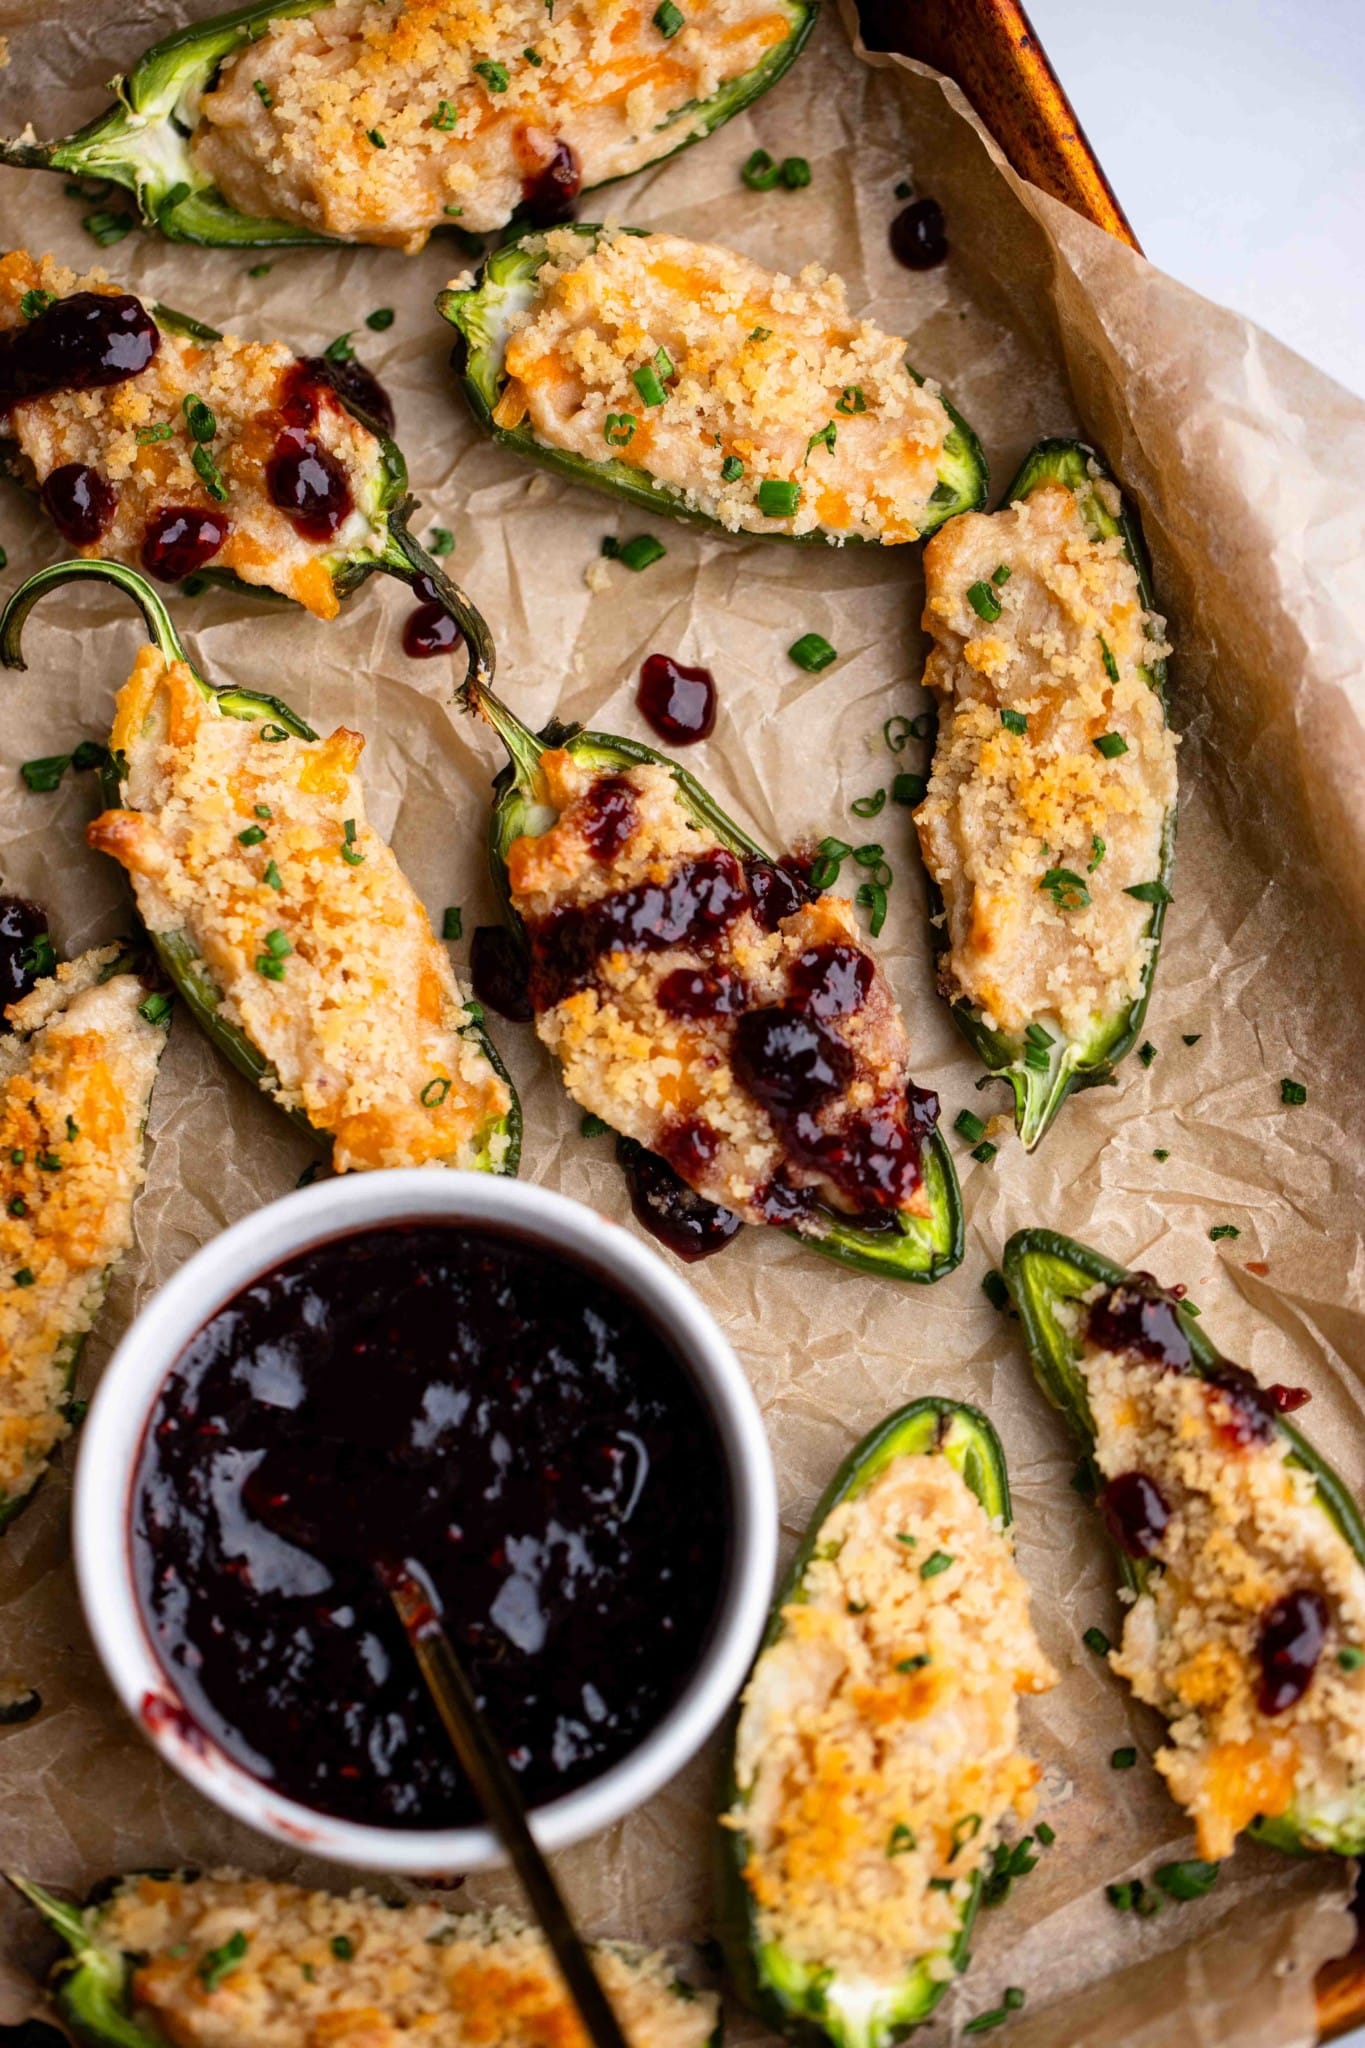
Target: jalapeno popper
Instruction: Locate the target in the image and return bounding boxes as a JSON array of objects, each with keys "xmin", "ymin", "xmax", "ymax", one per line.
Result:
[
  {"xmin": 0, "ymin": 252, "xmax": 490, "ymax": 668},
  {"xmin": 467, "ymin": 679, "xmax": 962, "ymax": 1282},
  {"xmin": 915, "ymin": 440, "xmax": 1176, "ymax": 1148},
  {"xmin": 1, "ymin": 0, "xmax": 814, "ymax": 250},
  {"xmin": 1, "ymin": 560, "xmax": 519, "ymax": 1177},
  {"xmin": 720, "ymin": 1400, "xmax": 1055, "ymax": 2048},
  {"xmin": 440, "ymin": 227, "xmax": 987, "ymax": 541},
  {"xmin": 1004, "ymin": 1230, "xmax": 1365, "ymax": 1862},
  {"xmin": 1, "ymin": 946, "xmax": 167, "ymax": 1530},
  {"xmin": 10, "ymin": 1871, "xmax": 720, "ymax": 2048}
]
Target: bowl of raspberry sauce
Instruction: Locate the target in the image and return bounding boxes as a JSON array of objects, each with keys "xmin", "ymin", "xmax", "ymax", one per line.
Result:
[{"xmin": 74, "ymin": 1171, "xmax": 776, "ymax": 1874}]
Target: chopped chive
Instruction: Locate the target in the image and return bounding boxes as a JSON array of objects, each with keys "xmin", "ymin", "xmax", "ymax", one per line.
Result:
[
  {"xmin": 340, "ymin": 818, "xmax": 366, "ymax": 865},
  {"xmin": 442, "ymin": 907, "xmax": 463, "ymax": 941},
  {"xmin": 981, "ymin": 1269, "xmax": 1009, "ymax": 1311},
  {"xmin": 1098, "ymin": 635, "xmax": 1120, "ymax": 684},
  {"xmin": 66, "ymin": 1116, "xmax": 79, "ymax": 1141},
  {"xmin": 1110, "ymin": 1747, "xmax": 1137, "ymax": 1770},
  {"xmin": 431, "ymin": 99, "xmax": 458, "ymax": 129},
  {"xmin": 720, "ymin": 455, "xmax": 744, "ymax": 482},
  {"xmin": 805, "ymin": 420, "xmax": 837, "ymax": 460},
  {"xmin": 991, "ymin": 563, "xmax": 1012, "ymax": 585},
  {"xmin": 1106, "ymin": 1882, "xmax": 1137, "ymax": 1912},
  {"xmin": 420, "ymin": 1077, "xmax": 451, "ymax": 1108},
  {"xmin": 1036, "ymin": 1822, "xmax": 1056, "ymax": 1846},
  {"xmin": 1208, "ymin": 1223, "xmax": 1240, "ymax": 1241},
  {"xmin": 263, "ymin": 929, "xmax": 291, "ymax": 958},
  {"xmin": 954, "ymin": 1109, "xmax": 986, "ymax": 1144},
  {"xmin": 256, "ymin": 955, "xmax": 287, "ymax": 981},
  {"xmin": 35, "ymin": 1152, "xmax": 61, "ymax": 1172},
  {"xmin": 248, "ymin": 262, "xmax": 272, "ymax": 278},
  {"xmin": 367, "ymin": 126, "xmax": 388, "ymax": 145},
  {"xmin": 259, "ymin": 723, "xmax": 290, "ymax": 742},
  {"xmin": 964, "ymin": 2011, "xmax": 1009, "ymax": 2035},
  {"xmin": 852, "ymin": 843, "xmax": 884, "ymax": 866},
  {"xmin": 198, "ymin": 1932, "xmax": 248, "ymax": 1992},
  {"xmin": 136, "ymin": 421, "xmax": 175, "ymax": 445},
  {"xmin": 1005, "ymin": 1989, "xmax": 1025, "ymax": 2010},
  {"xmin": 6, "ymin": 1196, "xmax": 24, "ymax": 1218},
  {"xmin": 1088, "ymin": 834, "xmax": 1106, "ymax": 871},
  {"xmin": 653, "ymin": 0, "xmax": 685, "ymax": 31},
  {"xmin": 747, "ymin": 325, "xmax": 772, "ymax": 342},
  {"xmin": 1281, "ymin": 1078, "xmax": 1307, "ymax": 1105},
  {"xmin": 971, "ymin": 1141, "xmax": 997, "ymax": 1164},
  {"xmin": 1039, "ymin": 867, "xmax": 1091, "ymax": 912},
  {"xmin": 757, "ymin": 478, "xmax": 801, "ymax": 519},
  {"xmin": 21, "ymin": 755, "xmax": 71, "ymax": 792},
  {"xmin": 1182, "ymin": 1033, "xmax": 1201, "ymax": 1046},
  {"xmin": 237, "ymin": 824, "xmax": 266, "ymax": 846},
  {"xmin": 632, "ymin": 364, "xmax": 667, "ymax": 407},
  {"xmin": 851, "ymin": 790, "xmax": 886, "ymax": 818},
  {"xmin": 1339, "ymin": 1646, "xmax": 1365, "ymax": 1671},
  {"xmin": 967, "ymin": 580, "xmax": 1001, "ymax": 622},
  {"xmin": 253, "ymin": 804, "xmax": 272, "ymax": 820},
  {"xmin": 13, "ymin": 1269, "xmax": 35, "ymax": 1288},
  {"xmin": 1152, "ymin": 1148, "xmax": 1169, "ymax": 1161},
  {"xmin": 324, "ymin": 331, "xmax": 356, "ymax": 363},
  {"xmin": 887, "ymin": 1822, "xmax": 917, "ymax": 1855},
  {"xmin": 894, "ymin": 1532, "xmax": 916, "ymax": 1547},
  {"xmin": 896, "ymin": 1654, "xmax": 931, "ymax": 1674},
  {"xmin": 891, "ymin": 772, "xmax": 926, "ymax": 806},
  {"xmin": 253, "ymin": 78, "xmax": 273, "ymax": 106},
  {"xmin": 182, "ymin": 394, "xmax": 216, "ymax": 443},
  {"xmin": 1125, "ymin": 879, "xmax": 1172, "ymax": 904},
  {"xmin": 741, "ymin": 148, "xmax": 781, "ymax": 192},
  {"xmin": 948, "ymin": 1813, "xmax": 982, "ymax": 1859},
  {"xmin": 19, "ymin": 934, "xmax": 56, "ymax": 980},
  {"xmin": 1154, "ymin": 1860, "xmax": 1220, "ymax": 1901},
  {"xmin": 191, "ymin": 443, "xmax": 228, "ymax": 502},
  {"xmin": 921, "ymin": 1550, "xmax": 953, "ymax": 1579},
  {"xmin": 780, "ymin": 156, "xmax": 811, "ymax": 188},
  {"xmin": 617, "ymin": 534, "xmax": 666, "ymax": 571},
  {"xmin": 523, "ymin": 43, "xmax": 543, "ymax": 61},
  {"xmin": 331, "ymin": 1935, "xmax": 355, "ymax": 1961},
  {"xmin": 882, "ymin": 715, "xmax": 914, "ymax": 752},
  {"xmin": 138, "ymin": 993, "xmax": 172, "ymax": 1025},
  {"xmin": 854, "ymin": 880, "xmax": 888, "ymax": 935},
  {"xmin": 443, "ymin": 203, "xmax": 464, "ymax": 216},
  {"xmin": 1000, "ymin": 707, "xmax": 1027, "ymax": 735},
  {"xmin": 1083, "ymin": 1626, "xmax": 1110, "ymax": 1656},
  {"xmin": 836, "ymin": 385, "xmax": 866, "ymax": 415},
  {"xmin": 428, "ymin": 527, "xmax": 455, "ymax": 555},
  {"xmin": 82, "ymin": 210, "xmax": 134, "ymax": 247},
  {"xmin": 365, "ymin": 307, "xmax": 395, "ymax": 331},
  {"xmin": 9, "ymin": 1150, "xmax": 23, "ymax": 1166},
  {"xmin": 19, "ymin": 288, "xmax": 55, "ymax": 320},
  {"xmin": 653, "ymin": 345, "xmax": 675, "ymax": 380},
  {"xmin": 1139, "ymin": 1041, "xmax": 1157, "ymax": 1067},
  {"xmin": 580, "ymin": 1112, "xmax": 611, "ymax": 1138},
  {"xmin": 788, "ymin": 632, "xmax": 836, "ymax": 673},
  {"xmin": 1094, "ymin": 731, "xmax": 1128, "ymax": 758},
  {"xmin": 894, "ymin": 179, "xmax": 912, "ymax": 199},
  {"xmin": 1024, "ymin": 1022, "xmax": 1055, "ymax": 1048},
  {"xmin": 263, "ymin": 860, "xmax": 283, "ymax": 892},
  {"xmin": 603, "ymin": 412, "xmax": 637, "ymax": 447}
]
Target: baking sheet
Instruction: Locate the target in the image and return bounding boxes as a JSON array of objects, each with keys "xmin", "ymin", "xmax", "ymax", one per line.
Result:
[{"xmin": 1, "ymin": 1, "xmax": 1364, "ymax": 2041}]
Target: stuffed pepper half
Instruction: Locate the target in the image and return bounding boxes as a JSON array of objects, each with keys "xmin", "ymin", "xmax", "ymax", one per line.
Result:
[
  {"xmin": 9, "ymin": 1870, "xmax": 721, "ymax": 2048},
  {"xmin": 914, "ymin": 440, "xmax": 1176, "ymax": 1148},
  {"xmin": 467, "ymin": 678, "xmax": 962, "ymax": 1282},
  {"xmin": 720, "ymin": 1399, "xmax": 1055, "ymax": 2048},
  {"xmin": 1, "ymin": 0, "xmax": 815, "ymax": 249},
  {"xmin": 1005, "ymin": 1229, "xmax": 1365, "ymax": 1861},
  {"xmin": 1, "ymin": 944, "xmax": 167, "ymax": 1529},
  {"xmin": 0, "ymin": 251, "xmax": 489, "ymax": 668},
  {"xmin": 1, "ymin": 559, "xmax": 518, "ymax": 1177},
  {"xmin": 440, "ymin": 226, "xmax": 986, "ymax": 541}
]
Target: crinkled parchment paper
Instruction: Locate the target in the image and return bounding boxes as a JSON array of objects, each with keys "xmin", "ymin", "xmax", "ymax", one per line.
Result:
[{"xmin": 0, "ymin": 3, "xmax": 1363, "ymax": 2042}]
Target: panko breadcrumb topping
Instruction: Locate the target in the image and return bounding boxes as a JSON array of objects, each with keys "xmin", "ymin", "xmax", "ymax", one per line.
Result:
[
  {"xmin": 491, "ymin": 228, "xmax": 955, "ymax": 538},
  {"xmin": 95, "ymin": 1871, "xmax": 718, "ymax": 2048},
  {"xmin": 916, "ymin": 480, "xmax": 1177, "ymax": 1039},
  {"xmin": 507, "ymin": 748, "xmax": 932, "ymax": 1228},
  {"xmin": 1076, "ymin": 1289, "xmax": 1365, "ymax": 1860},
  {"xmin": 0, "ymin": 951, "xmax": 163, "ymax": 1505},
  {"xmin": 195, "ymin": 0, "xmax": 800, "ymax": 248},
  {"xmin": 88, "ymin": 645, "xmax": 511, "ymax": 1173},
  {"xmin": 0, "ymin": 251, "xmax": 389, "ymax": 619},
  {"xmin": 728, "ymin": 1452, "xmax": 1055, "ymax": 1985}
]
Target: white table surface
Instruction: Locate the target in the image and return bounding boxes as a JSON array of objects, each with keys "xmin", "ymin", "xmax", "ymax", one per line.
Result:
[{"xmin": 1029, "ymin": 0, "xmax": 1365, "ymax": 399}]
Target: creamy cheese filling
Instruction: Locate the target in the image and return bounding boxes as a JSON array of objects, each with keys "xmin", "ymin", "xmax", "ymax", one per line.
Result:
[
  {"xmin": 728, "ymin": 1453, "xmax": 1054, "ymax": 1987},
  {"xmin": 0, "ymin": 950, "xmax": 163, "ymax": 1502},
  {"xmin": 97, "ymin": 1872, "xmax": 718, "ymax": 2048},
  {"xmin": 492, "ymin": 228, "xmax": 955, "ymax": 538},
  {"xmin": 194, "ymin": 0, "xmax": 799, "ymax": 248},
  {"xmin": 0, "ymin": 252, "xmax": 389, "ymax": 619},
  {"xmin": 89, "ymin": 646, "xmax": 511, "ymax": 1174},
  {"xmin": 916, "ymin": 481, "xmax": 1177, "ymax": 1039},
  {"xmin": 1076, "ymin": 1296, "xmax": 1365, "ymax": 1861}
]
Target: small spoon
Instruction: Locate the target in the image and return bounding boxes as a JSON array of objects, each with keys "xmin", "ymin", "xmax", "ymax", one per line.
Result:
[{"xmin": 245, "ymin": 1468, "xmax": 632, "ymax": 2048}]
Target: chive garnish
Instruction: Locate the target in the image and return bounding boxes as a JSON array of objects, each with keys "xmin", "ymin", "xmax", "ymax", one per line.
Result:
[
  {"xmin": 981, "ymin": 1269, "xmax": 1008, "ymax": 1311},
  {"xmin": 524, "ymin": 44, "xmax": 543, "ymax": 61},
  {"xmin": 325, "ymin": 332, "xmax": 356, "ymax": 363},
  {"xmin": 331, "ymin": 1935, "xmax": 355, "ymax": 1961},
  {"xmin": 259, "ymin": 723, "xmax": 290, "ymax": 742},
  {"xmin": 366, "ymin": 307, "xmax": 395, "ymax": 331},
  {"xmin": 1036, "ymin": 1822, "xmax": 1055, "ymax": 1846},
  {"xmin": 1125, "ymin": 879, "xmax": 1171, "ymax": 904},
  {"xmin": 1339, "ymin": 1647, "xmax": 1365, "ymax": 1671},
  {"xmin": 1281, "ymin": 1078, "xmax": 1307, "ymax": 1105},
  {"xmin": 757, "ymin": 479, "xmax": 801, "ymax": 518},
  {"xmin": 604, "ymin": 413, "xmax": 637, "ymax": 447},
  {"xmin": 991, "ymin": 563, "xmax": 1011, "ymax": 585},
  {"xmin": 882, "ymin": 715, "xmax": 915, "ymax": 752},
  {"xmin": 897, "ymin": 1654, "xmax": 930, "ymax": 1674},
  {"xmin": 199, "ymin": 1932, "xmax": 248, "ymax": 1992},
  {"xmin": 788, "ymin": 631, "xmax": 835, "ymax": 673},
  {"xmin": 1182, "ymin": 1033, "xmax": 1201, "ymax": 1045},
  {"xmin": 192, "ymin": 443, "xmax": 228, "ymax": 502},
  {"xmin": 653, "ymin": 0, "xmax": 684, "ymax": 32},
  {"xmin": 1138, "ymin": 1041, "xmax": 1157, "ymax": 1067},
  {"xmin": 741, "ymin": 148, "xmax": 781, "ymax": 191},
  {"xmin": 138, "ymin": 993, "xmax": 172, "ymax": 1025},
  {"xmin": 367, "ymin": 127, "xmax": 388, "ymax": 145},
  {"xmin": 18, "ymin": 933, "xmax": 55, "ymax": 980},
  {"xmin": 421, "ymin": 1077, "xmax": 451, "ymax": 1108},
  {"xmin": 1082, "ymin": 1626, "xmax": 1110, "ymax": 1656},
  {"xmin": 19, "ymin": 289, "xmax": 54, "ymax": 320},
  {"xmin": 851, "ymin": 790, "xmax": 886, "ymax": 818},
  {"xmin": 35, "ymin": 1151, "xmax": 61, "ymax": 1172},
  {"xmin": 136, "ymin": 421, "xmax": 175, "ymax": 444},
  {"xmin": 428, "ymin": 528, "xmax": 455, "ymax": 555},
  {"xmin": 1110, "ymin": 1747, "xmax": 1137, "ymax": 1770},
  {"xmin": 263, "ymin": 929, "xmax": 291, "ymax": 958},
  {"xmin": 1039, "ymin": 867, "xmax": 1090, "ymax": 912},
  {"xmin": 248, "ymin": 262, "xmax": 272, "ymax": 278},
  {"xmin": 340, "ymin": 817, "xmax": 366, "ymax": 866},
  {"xmin": 7, "ymin": 1197, "xmax": 25, "ymax": 1217},
  {"xmin": 805, "ymin": 420, "xmax": 836, "ymax": 459},
  {"xmin": 948, "ymin": 1813, "xmax": 982, "ymax": 1859},
  {"xmin": 1099, "ymin": 635, "xmax": 1120, "ymax": 684},
  {"xmin": 442, "ymin": 907, "xmax": 463, "ymax": 941},
  {"xmin": 1153, "ymin": 1148, "xmax": 1169, "ymax": 1161},
  {"xmin": 616, "ymin": 534, "xmax": 665, "ymax": 571},
  {"xmin": 263, "ymin": 860, "xmax": 283, "ymax": 892},
  {"xmin": 632, "ymin": 363, "xmax": 667, "ymax": 407},
  {"xmin": 967, "ymin": 580, "xmax": 1001, "ymax": 622},
  {"xmin": 921, "ymin": 1550, "xmax": 953, "ymax": 1579},
  {"xmin": 1024, "ymin": 1022, "xmax": 1054, "ymax": 1048},
  {"xmin": 1154, "ymin": 1860, "xmax": 1220, "ymax": 1901},
  {"xmin": 256, "ymin": 957, "xmax": 286, "ymax": 981},
  {"xmin": 972, "ymin": 1141, "xmax": 997, "ymax": 1164},
  {"xmin": 431, "ymin": 99, "xmax": 458, "ymax": 129},
  {"xmin": 13, "ymin": 1269, "xmax": 35, "ymax": 1288},
  {"xmin": 855, "ymin": 881, "xmax": 888, "ymax": 935},
  {"xmin": 253, "ymin": 78, "xmax": 273, "ymax": 106},
  {"xmin": 1208, "ymin": 1223, "xmax": 1240, "ymax": 1241},
  {"xmin": 1093, "ymin": 731, "xmax": 1128, "ymax": 758},
  {"xmin": 781, "ymin": 156, "xmax": 811, "ymax": 188},
  {"xmin": 1000, "ymin": 707, "xmax": 1027, "ymax": 735},
  {"xmin": 720, "ymin": 455, "xmax": 744, "ymax": 482},
  {"xmin": 887, "ymin": 1822, "xmax": 917, "ymax": 1855},
  {"xmin": 836, "ymin": 386, "xmax": 867, "ymax": 417},
  {"xmin": 20, "ymin": 754, "xmax": 68, "ymax": 792},
  {"xmin": 580, "ymin": 1112, "xmax": 611, "ymax": 1138},
  {"xmin": 182, "ymin": 394, "xmax": 216, "ymax": 443},
  {"xmin": 1088, "ymin": 835, "xmax": 1106, "ymax": 871},
  {"xmin": 954, "ymin": 1110, "xmax": 986, "ymax": 1144},
  {"xmin": 891, "ymin": 772, "xmax": 926, "ymax": 805},
  {"xmin": 82, "ymin": 210, "xmax": 134, "ymax": 247},
  {"xmin": 254, "ymin": 804, "xmax": 272, "ymax": 820},
  {"xmin": 747, "ymin": 326, "xmax": 772, "ymax": 342},
  {"xmin": 237, "ymin": 825, "xmax": 266, "ymax": 846}
]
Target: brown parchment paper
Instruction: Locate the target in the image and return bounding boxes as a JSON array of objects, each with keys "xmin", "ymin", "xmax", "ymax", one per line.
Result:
[{"xmin": 0, "ymin": 4, "xmax": 1363, "ymax": 2042}]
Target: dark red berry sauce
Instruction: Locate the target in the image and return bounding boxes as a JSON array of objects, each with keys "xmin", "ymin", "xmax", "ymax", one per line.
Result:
[
  {"xmin": 41, "ymin": 462, "xmax": 116, "ymax": 545},
  {"xmin": 617, "ymin": 1135, "xmax": 743, "ymax": 1262},
  {"xmin": 267, "ymin": 427, "xmax": 353, "ymax": 541},
  {"xmin": 744, "ymin": 855, "xmax": 815, "ymax": 931},
  {"xmin": 527, "ymin": 850, "xmax": 748, "ymax": 1012},
  {"xmin": 1100, "ymin": 1470, "xmax": 1171, "ymax": 1559},
  {"xmin": 788, "ymin": 942, "xmax": 873, "ymax": 1019},
  {"xmin": 519, "ymin": 137, "xmax": 581, "ymax": 226},
  {"xmin": 299, "ymin": 354, "xmax": 396, "ymax": 437},
  {"xmin": 1268, "ymin": 1383, "xmax": 1311, "ymax": 1414},
  {"xmin": 579, "ymin": 776, "xmax": 638, "ymax": 860},
  {"xmin": 1086, "ymin": 1275, "xmax": 1193, "ymax": 1370},
  {"xmin": 470, "ymin": 924, "xmax": 533, "ymax": 1022},
  {"xmin": 402, "ymin": 576, "xmax": 464, "ymax": 661},
  {"xmin": 132, "ymin": 1222, "xmax": 731, "ymax": 1829},
  {"xmin": 0, "ymin": 291, "xmax": 159, "ymax": 416},
  {"xmin": 890, "ymin": 196, "xmax": 948, "ymax": 270},
  {"xmin": 1255, "ymin": 1587, "xmax": 1327, "ymax": 1716},
  {"xmin": 0, "ymin": 896, "xmax": 48, "ymax": 1021},
  {"xmin": 142, "ymin": 506, "xmax": 229, "ymax": 582},
  {"xmin": 637, "ymin": 655, "xmax": 717, "ymax": 746},
  {"xmin": 657, "ymin": 966, "xmax": 747, "ymax": 1019}
]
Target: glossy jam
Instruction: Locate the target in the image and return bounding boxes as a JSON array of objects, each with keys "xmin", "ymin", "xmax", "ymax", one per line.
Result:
[
  {"xmin": 470, "ymin": 924, "xmax": 534, "ymax": 1022},
  {"xmin": 617, "ymin": 1136, "xmax": 743, "ymax": 1262},
  {"xmin": 1203, "ymin": 1358, "xmax": 1277, "ymax": 1445},
  {"xmin": 1268, "ymin": 1383, "xmax": 1312, "ymax": 1414},
  {"xmin": 1100, "ymin": 1469, "xmax": 1171, "ymax": 1559},
  {"xmin": 41, "ymin": 462, "xmax": 116, "ymax": 545},
  {"xmin": 637, "ymin": 655, "xmax": 717, "ymax": 746},
  {"xmin": 788, "ymin": 942, "xmax": 873, "ymax": 1019},
  {"xmin": 528, "ymin": 850, "xmax": 747, "ymax": 1011},
  {"xmin": 132, "ymin": 1223, "xmax": 731, "ymax": 1828},
  {"xmin": 299, "ymin": 353, "xmax": 396, "ymax": 437},
  {"xmin": 743, "ymin": 855, "xmax": 814, "ymax": 932},
  {"xmin": 0, "ymin": 290, "xmax": 159, "ymax": 416},
  {"xmin": 1255, "ymin": 1587, "xmax": 1328, "ymax": 1716},
  {"xmin": 580, "ymin": 776, "xmax": 638, "ymax": 860},
  {"xmin": 657, "ymin": 966, "xmax": 747, "ymax": 1019},
  {"xmin": 267, "ymin": 426, "xmax": 354, "ymax": 541},
  {"xmin": 520, "ymin": 138, "xmax": 582, "ymax": 227},
  {"xmin": 402, "ymin": 577, "xmax": 463, "ymax": 661},
  {"xmin": 0, "ymin": 896, "xmax": 47, "ymax": 1020},
  {"xmin": 142, "ymin": 505, "xmax": 229, "ymax": 582},
  {"xmin": 732, "ymin": 1009, "xmax": 853, "ymax": 1120},
  {"xmin": 1086, "ymin": 1276, "xmax": 1193, "ymax": 1370},
  {"xmin": 890, "ymin": 196, "xmax": 949, "ymax": 270}
]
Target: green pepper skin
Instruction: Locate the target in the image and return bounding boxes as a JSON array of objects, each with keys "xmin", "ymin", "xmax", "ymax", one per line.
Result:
[
  {"xmin": 0, "ymin": 0, "xmax": 815, "ymax": 248},
  {"xmin": 926, "ymin": 439, "xmax": 1174, "ymax": 1150},
  {"xmin": 1002, "ymin": 1228, "xmax": 1365, "ymax": 1857},
  {"xmin": 0, "ymin": 558, "xmax": 520, "ymax": 1177},
  {"xmin": 468, "ymin": 679, "xmax": 962, "ymax": 1283},
  {"xmin": 718, "ymin": 1399, "xmax": 1008, "ymax": 2047},
  {"xmin": 437, "ymin": 229, "xmax": 987, "ymax": 542}
]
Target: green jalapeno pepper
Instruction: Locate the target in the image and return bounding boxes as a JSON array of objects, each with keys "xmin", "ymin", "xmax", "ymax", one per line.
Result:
[
  {"xmin": 465, "ymin": 674, "xmax": 962, "ymax": 1282},
  {"xmin": 0, "ymin": 943, "xmax": 168, "ymax": 1532},
  {"xmin": 8, "ymin": 1878, "xmax": 153, "ymax": 2048},
  {"xmin": 1003, "ymin": 1228, "xmax": 1365, "ymax": 1856},
  {"xmin": 437, "ymin": 227, "xmax": 987, "ymax": 542},
  {"xmin": 1, "ymin": 557, "xmax": 519, "ymax": 1176},
  {"xmin": 924, "ymin": 439, "xmax": 1175, "ymax": 1150},
  {"xmin": 718, "ymin": 1398, "xmax": 1011, "ymax": 2047},
  {"xmin": 0, "ymin": 0, "xmax": 815, "ymax": 248}
]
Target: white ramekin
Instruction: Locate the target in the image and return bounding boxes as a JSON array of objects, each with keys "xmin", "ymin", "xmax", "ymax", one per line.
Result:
[{"xmin": 74, "ymin": 1169, "xmax": 776, "ymax": 1875}]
